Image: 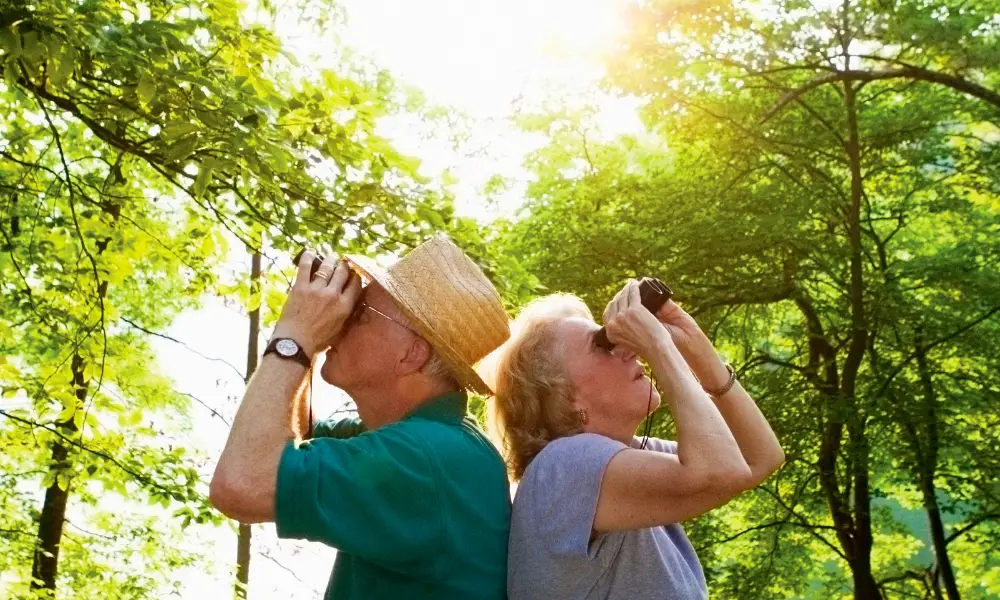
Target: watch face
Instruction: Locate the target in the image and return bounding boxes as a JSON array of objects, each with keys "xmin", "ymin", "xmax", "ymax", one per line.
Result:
[{"xmin": 275, "ymin": 339, "xmax": 299, "ymax": 357}]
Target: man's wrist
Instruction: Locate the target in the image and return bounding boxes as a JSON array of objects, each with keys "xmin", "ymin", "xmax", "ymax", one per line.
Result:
[
  {"xmin": 271, "ymin": 325, "xmax": 317, "ymax": 356},
  {"xmin": 264, "ymin": 336, "xmax": 314, "ymax": 369}
]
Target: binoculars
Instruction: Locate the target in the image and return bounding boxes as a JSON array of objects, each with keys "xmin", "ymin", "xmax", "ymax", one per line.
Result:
[{"xmin": 593, "ymin": 278, "xmax": 674, "ymax": 351}]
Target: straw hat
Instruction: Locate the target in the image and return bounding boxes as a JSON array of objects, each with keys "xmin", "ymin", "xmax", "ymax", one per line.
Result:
[{"xmin": 345, "ymin": 236, "xmax": 510, "ymax": 396}]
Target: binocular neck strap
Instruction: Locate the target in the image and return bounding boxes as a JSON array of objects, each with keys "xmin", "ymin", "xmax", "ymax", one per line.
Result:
[{"xmin": 639, "ymin": 377, "xmax": 655, "ymax": 450}]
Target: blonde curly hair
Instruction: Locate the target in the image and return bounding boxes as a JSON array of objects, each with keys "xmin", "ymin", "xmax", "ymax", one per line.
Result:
[{"xmin": 485, "ymin": 294, "xmax": 593, "ymax": 480}]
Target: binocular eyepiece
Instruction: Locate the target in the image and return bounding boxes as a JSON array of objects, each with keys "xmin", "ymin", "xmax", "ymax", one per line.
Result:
[{"xmin": 593, "ymin": 278, "xmax": 673, "ymax": 351}]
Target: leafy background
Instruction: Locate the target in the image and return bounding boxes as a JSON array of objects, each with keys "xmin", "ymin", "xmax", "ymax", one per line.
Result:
[{"xmin": 1, "ymin": 0, "xmax": 997, "ymax": 598}]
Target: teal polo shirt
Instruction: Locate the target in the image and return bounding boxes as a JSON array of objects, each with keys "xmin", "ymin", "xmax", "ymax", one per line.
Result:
[{"xmin": 275, "ymin": 392, "xmax": 510, "ymax": 600}]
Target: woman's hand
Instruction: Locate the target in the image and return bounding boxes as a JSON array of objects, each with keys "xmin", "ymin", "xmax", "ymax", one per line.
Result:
[
  {"xmin": 272, "ymin": 250, "xmax": 362, "ymax": 356},
  {"xmin": 603, "ymin": 279, "xmax": 673, "ymax": 358},
  {"xmin": 656, "ymin": 299, "xmax": 732, "ymax": 390},
  {"xmin": 654, "ymin": 300, "xmax": 710, "ymax": 357}
]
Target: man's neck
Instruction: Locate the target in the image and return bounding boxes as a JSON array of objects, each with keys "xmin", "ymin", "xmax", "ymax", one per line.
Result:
[{"xmin": 352, "ymin": 378, "xmax": 460, "ymax": 429}]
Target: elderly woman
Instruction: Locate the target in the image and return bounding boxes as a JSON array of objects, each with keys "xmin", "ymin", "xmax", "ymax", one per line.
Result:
[{"xmin": 489, "ymin": 280, "xmax": 784, "ymax": 599}]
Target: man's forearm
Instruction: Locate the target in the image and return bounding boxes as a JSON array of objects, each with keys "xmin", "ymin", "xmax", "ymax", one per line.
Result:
[
  {"xmin": 683, "ymin": 337, "xmax": 785, "ymax": 482},
  {"xmin": 210, "ymin": 355, "xmax": 309, "ymax": 522}
]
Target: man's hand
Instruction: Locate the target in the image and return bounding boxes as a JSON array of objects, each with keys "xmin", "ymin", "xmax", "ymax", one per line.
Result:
[{"xmin": 272, "ymin": 250, "xmax": 362, "ymax": 356}]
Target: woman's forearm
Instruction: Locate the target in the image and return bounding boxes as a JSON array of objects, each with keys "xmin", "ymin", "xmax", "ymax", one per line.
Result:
[
  {"xmin": 647, "ymin": 339, "xmax": 751, "ymax": 485},
  {"xmin": 683, "ymin": 337, "xmax": 785, "ymax": 482}
]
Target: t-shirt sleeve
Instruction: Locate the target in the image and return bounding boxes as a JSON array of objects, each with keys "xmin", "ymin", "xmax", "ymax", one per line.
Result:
[
  {"xmin": 521, "ymin": 433, "xmax": 628, "ymax": 559},
  {"xmin": 274, "ymin": 423, "xmax": 440, "ymax": 563},
  {"xmin": 631, "ymin": 436, "xmax": 677, "ymax": 454},
  {"xmin": 312, "ymin": 417, "xmax": 366, "ymax": 439}
]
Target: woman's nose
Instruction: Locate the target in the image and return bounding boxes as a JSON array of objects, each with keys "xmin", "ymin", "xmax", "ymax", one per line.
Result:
[{"xmin": 614, "ymin": 347, "xmax": 638, "ymax": 362}]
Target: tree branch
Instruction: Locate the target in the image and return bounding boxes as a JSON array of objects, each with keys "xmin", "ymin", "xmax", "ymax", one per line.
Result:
[
  {"xmin": 762, "ymin": 66, "xmax": 1000, "ymax": 123},
  {"xmin": 121, "ymin": 317, "xmax": 245, "ymax": 380}
]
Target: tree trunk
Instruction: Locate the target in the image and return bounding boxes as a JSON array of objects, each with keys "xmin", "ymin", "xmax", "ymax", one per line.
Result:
[
  {"xmin": 923, "ymin": 486, "xmax": 960, "ymax": 600},
  {"xmin": 235, "ymin": 248, "xmax": 262, "ymax": 599},
  {"xmin": 235, "ymin": 523, "xmax": 252, "ymax": 599},
  {"xmin": 31, "ymin": 442, "xmax": 71, "ymax": 593},
  {"xmin": 850, "ymin": 562, "xmax": 883, "ymax": 600},
  {"xmin": 914, "ymin": 338, "xmax": 961, "ymax": 600},
  {"xmin": 30, "ymin": 354, "xmax": 86, "ymax": 594},
  {"xmin": 841, "ymin": 63, "xmax": 880, "ymax": 598}
]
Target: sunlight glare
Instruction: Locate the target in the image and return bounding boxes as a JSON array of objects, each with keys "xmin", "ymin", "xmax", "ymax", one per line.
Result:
[{"xmin": 338, "ymin": 0, "xmax": 627, "ymax": 113}]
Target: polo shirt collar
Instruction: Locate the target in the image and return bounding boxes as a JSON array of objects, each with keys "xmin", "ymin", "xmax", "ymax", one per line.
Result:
[{"xmin": 406, "ymin": 391, "xmax": 468, "ymax": 423}]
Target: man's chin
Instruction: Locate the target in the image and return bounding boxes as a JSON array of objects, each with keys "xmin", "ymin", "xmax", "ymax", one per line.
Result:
[{"xmin": 318, "ymin": 363, "xmax": 339, "ymax": 386}]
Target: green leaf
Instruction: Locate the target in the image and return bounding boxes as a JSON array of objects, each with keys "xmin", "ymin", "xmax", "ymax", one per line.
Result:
[
  {"xmin": 161, "ymin": 121, "xmax": 200, "ymax": 139},
  {"xmin": 83, "ymin": 361, "xmax": 100, "ymax": 381},
  {"xmin": 0, "ymin": 27, "xmax": 21, "ymax": 58},
  {"xmin": 3, "ymin": 61, "xmax": 18, "ymax": 85},
  {"xmin": 417, "ymin": 205, "xmax": 447, "ymax": 228},
  {"xmin": 21, "ymin": 30, "xmax": 41, "ymax": 62},
  {"xmin": 137, "ymin": 71, "xmax": 156, "ymax": 106},
  {"xmin": 57, "ymin": 405, "xmax": 76, "ymax": 423},
  {"xmin": 193, "ymin": 165, "xmax": 213, "ymax": 198},
  {"xmin": 164, "ymin": 135, "xmax": 199, "ymax": 163},
  {"xmin": 283, "ymin": 208, "xmax": 300, "ymax": 236},
  {"xmin": 50, "ymin": 46, "xmax": 76, "ymax": 89}
]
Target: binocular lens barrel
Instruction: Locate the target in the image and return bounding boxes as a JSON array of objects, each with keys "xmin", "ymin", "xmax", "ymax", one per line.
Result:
[{"xmin": 593, "ymin": 278, "xmax": 673, "ymax": 351}]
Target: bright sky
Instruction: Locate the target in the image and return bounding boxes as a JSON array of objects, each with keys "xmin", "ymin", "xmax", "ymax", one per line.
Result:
[{"xmin": 161, "ymin": 0, "xmax": 643, "ymax": 597}]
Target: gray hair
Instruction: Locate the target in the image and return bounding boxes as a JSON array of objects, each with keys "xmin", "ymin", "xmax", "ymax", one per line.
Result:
[{"xmin": 422, "ymin": 348, "xmax": 461, "ymax": 391}]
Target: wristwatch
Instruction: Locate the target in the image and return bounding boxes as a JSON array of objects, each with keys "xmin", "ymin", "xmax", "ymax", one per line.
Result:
[{"xmin": 263, "ymin": 337, "xmax": 312, "ymax": 369}]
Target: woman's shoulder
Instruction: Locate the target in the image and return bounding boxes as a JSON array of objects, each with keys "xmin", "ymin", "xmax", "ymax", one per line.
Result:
[{"xmin": 521, "ymin": 433, "xmax": 630, "ymax": 488}]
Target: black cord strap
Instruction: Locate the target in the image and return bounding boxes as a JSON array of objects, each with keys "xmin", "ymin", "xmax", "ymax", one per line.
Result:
[{"xmin": 639, "ymin": 377, "xmax": 654, "ymax": 450}]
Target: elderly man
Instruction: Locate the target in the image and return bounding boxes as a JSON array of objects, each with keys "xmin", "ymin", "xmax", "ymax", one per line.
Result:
[{"xmin": 210, "ymin": 237, "xmax": 512, "ymax": 599}]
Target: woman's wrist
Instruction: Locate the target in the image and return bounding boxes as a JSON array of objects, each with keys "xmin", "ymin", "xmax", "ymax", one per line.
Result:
[
  {"xmin": 684, "ymin": 339, "xmax": 731, "ymax": 391},
  {"xmin": 647, "ymin": 337, "xmax": 701, "ymax": 387}
]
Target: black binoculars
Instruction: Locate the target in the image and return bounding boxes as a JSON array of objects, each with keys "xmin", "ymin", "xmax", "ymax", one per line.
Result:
[{"xmin": 593, "ymin": 278, "xmax": 674, "ymax": 351}]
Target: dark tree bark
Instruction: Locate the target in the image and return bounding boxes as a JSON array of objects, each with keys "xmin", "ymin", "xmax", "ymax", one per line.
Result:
[
  {"xmin": 30, "ymin": 354, "xmax": 86, "ymax": 594},
  {"xmin": 235, "ymin": 248, "xmax": 262, "ymax": 599}
]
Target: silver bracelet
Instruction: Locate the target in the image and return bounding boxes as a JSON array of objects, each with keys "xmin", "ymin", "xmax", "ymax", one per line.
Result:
[{"xmin": 703, "ymin": 363, "xmax": 736, "ymax": 399}]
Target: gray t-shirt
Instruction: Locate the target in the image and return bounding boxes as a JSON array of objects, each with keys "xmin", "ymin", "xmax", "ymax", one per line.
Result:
[{"xmin": 507, "ymin": 433, "xmax": 708, "ymax": 600}]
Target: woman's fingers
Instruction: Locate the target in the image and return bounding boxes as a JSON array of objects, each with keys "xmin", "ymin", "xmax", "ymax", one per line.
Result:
[{"xmin": 626, "ymin": 279, "xmax": 641, "ymax": 309}]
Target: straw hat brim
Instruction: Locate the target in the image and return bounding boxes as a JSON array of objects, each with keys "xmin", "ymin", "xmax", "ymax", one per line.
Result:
[{"xmin": 344, "ymin": 254, "xmax": 494, "ymax": 396}]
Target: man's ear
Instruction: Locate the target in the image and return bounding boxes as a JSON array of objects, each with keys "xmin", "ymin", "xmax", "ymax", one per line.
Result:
[{"xmin": 396, "ymin": 337, "xmax": 432, "ymax": 376}]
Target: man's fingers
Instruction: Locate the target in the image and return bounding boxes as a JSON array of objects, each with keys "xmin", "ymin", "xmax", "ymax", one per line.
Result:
[
  {"xmin": 342, "ymin": 272, "xmax": 363, "ymax": 304},
  {"xmin": 295, "ymin": 249, "xmax": 316, "ymax": 288},
  {"xmin": 330, "ymin": 260, "xmax": 351, "ymax": 292},
  {"xmin": 313, "ymin": 254, "xmax": 339, "ymax": 286}
]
